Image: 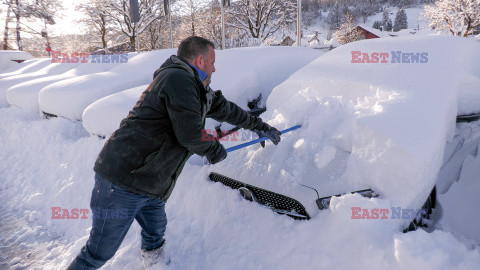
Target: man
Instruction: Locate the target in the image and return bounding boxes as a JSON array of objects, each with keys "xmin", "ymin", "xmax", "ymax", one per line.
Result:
[{"xmin": 68, "ymin": 36, "xmax": 281, "ymax": 269}]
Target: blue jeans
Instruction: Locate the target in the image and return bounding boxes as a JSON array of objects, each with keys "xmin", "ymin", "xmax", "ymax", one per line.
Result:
[{"xmin": 68, "ymin": 173, "xmax": 167, "ymax": 269}]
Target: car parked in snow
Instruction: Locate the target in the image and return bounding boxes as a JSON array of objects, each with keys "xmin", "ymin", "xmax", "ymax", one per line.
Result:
[{"xmin": 206, "ymin": 35, "xmax": 480, "ymax": 232}]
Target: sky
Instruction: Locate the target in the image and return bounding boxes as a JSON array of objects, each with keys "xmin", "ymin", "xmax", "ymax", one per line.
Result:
[
  {"xmin": 0, "ymin": 0, "xmax": 87, "ymax": 40},
  {"xmin": 49, "ymin": 0, "xmax": 88, "ymax": 35}
]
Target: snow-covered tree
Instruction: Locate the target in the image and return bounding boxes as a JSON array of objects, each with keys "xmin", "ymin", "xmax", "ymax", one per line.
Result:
[
  {"xmin": 355, "ymin": 0, "xmax": 381, "ymax": 23},
  {"xmin": 392, "ymin": 0, "xmax": 417, "ymax": 8},
  {"xmin": 393, "ymin": 8, "xmax": 408, "ymax": 31},
  {"xmin": 227, "ymin": 0, "xmax": 296, "ymax": 41},
  {"xmin": 107, "ymin": 0, "xmax": 164, "ymax": 51},
  {"xmin": 327, "ymin": 2, "xmax": 342, "ymax": 30},
  {"xmin": 175, "ymin": 0, "xmax": 208, "ymax": 36},
  {"xmin": 24, "ymin": 0, "xmax": 61, "ymax": 25},
  {"xmin": 302, "ymin": 0, "xmax": 322, "ymax": 26},
  {"xmin": 4, "ymin": 0, "xmax": 62, "ymax": 51},
  {"xmin": 373, "ymin": 20, "xmax": 382, "ymax": 29},
  {"xmin": 3, "ymin": 1, "xmax": 13, "ymax": 49},
  {"xmin": 335, "ymin": 12, "xmax": 364, "ymax": 45},
  {"xmin": 423, "ymin": 0, "xmax": 480, "ymax": 37},
  {"xmin": 139, "ymin": 16, "xmax": 170, "ymax": 50},
  {"xmin": 77, "ymin": 0, "xmax": 114, "ymax": 50},
  {"xmin": 197, "ymin": 0, "xmax": 223, "ymax": 47},
  {"xmin": 381, "ymin": 7, "xmax": 393, "ymax": 31}
]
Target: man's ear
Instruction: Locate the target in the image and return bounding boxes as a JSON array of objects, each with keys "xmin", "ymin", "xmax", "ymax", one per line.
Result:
[
  {"xmin": 192, "ymin": 54, "xmax": 204, "ymax": 69},
  {"xmin": 197, "ymin": 54, "xmax": 205, "ymax": 69}
]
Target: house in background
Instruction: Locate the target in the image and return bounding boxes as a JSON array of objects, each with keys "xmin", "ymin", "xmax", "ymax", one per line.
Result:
[{"xmin": 354, "ymin": 24, "xmax": 401, "ymax": 39}]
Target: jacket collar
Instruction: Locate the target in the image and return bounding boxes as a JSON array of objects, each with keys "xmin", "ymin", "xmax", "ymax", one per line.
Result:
[
  {"xmin": 154, "ymin": 55, "xmax": 199, "ymax": 79},
  {"xmin": 154, "ymin": 55, "xmax": 208, "ymax": 93},
  {"xmin": 187, "ymin": 63, "xmax": 208, "ymax": 81}
]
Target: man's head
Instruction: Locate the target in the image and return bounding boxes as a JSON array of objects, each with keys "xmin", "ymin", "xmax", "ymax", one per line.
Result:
[{"xmin": 178, "ymin": 36, "xmax": 216, "ymax": 86}]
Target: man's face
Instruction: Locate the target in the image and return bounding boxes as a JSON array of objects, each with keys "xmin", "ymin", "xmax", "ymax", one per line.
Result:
[{"xmin": 193, "ymin": 46, "xmax": 216, "ymax": 86}]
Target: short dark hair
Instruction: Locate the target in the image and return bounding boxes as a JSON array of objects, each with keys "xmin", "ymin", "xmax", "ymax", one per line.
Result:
[{"xmin": 177, "ymin": 36, "xmax": 215, "ymax": 62}]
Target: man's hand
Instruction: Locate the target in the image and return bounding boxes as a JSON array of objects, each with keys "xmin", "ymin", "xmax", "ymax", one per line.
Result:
[
  {"xmin": 252, "ymin": 122, "xmax": 281, "ymax": 146},
  {"xmin": 206, "ymin": 145, "xmax": 227, "ymax": 164}
]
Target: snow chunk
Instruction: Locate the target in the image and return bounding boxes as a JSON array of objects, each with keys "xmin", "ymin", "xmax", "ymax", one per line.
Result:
[{"xmin": 314, "ymin": 146, "xmax": 336, "ymax": 169}]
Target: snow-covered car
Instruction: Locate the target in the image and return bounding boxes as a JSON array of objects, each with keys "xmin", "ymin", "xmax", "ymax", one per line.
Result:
[
  {"xmin": 0, "ymin": 50, "xmax": 33, "ymax": 72},
  {"xmin": 205, "ymin": 35, "xmax": 480, "ymax": 232},
  {"xmin": 6, "ymin": 54, "xmax": 130, "ymax": 112},
  {"xmin": 81, "ymin": 46, "xmax": 323, "ymax": 137},
  {"xmin": 0, "ymin": 60, "xmax": 79, "ymax": 107}
]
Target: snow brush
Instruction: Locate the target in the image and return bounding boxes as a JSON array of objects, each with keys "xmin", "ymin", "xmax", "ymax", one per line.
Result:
[{"xmin": 226, "ymin": 124, "xmax": 302, "ymax": 153}]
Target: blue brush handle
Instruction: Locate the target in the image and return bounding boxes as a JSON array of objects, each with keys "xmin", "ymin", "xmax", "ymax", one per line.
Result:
[{"xmin": 226, "ymin": 124, "xmax": 302, "ymax": 153}]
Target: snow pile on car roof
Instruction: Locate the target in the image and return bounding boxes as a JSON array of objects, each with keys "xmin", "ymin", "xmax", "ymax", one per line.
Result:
[
  {"xmin": 81, "ymin": 47, "xmax": 323, "ymax": 137},
  {"xmin": 0, "ymin": 58, "xmax": 51, "ymax": 80},
  {"xmin": 0, "ymin": 50, "xmax": 33, "ymax": 72},
  {"xmin": 37, "ymin": 49, "xmax": 176, "ymax": 120},
  {"xmin": 6, "ymin": 55, "xmax": 128, "ymax": 112},
  {"xmin": 0, "ymin": 60, "xmax": 79, "ymax": 107}
]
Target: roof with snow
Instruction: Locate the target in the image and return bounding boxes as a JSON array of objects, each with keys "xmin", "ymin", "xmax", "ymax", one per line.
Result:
[{"xmin": 356, "ymin": 24, "xmax": 393, "ymax": 38}]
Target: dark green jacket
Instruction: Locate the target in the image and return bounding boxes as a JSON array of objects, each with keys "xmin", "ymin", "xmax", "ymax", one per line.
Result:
[{"xmin": 93, "ymin": 55, "xmax": 263, "ymax": 200}]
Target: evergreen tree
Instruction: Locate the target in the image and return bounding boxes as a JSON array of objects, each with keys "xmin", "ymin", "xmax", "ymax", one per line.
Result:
[
  {"xmin": 381, "ymin": 8, "xmax": 393, "ymax": 31},
  {"xmin": 393, "ymin": 8, "xmax": 408, "ymax": 31},
  {"xmin": 327, "ymin": 2, "xmax": 342, "ymax": 30},
  {"xmin": 372, "ymin": 21, "xmax": 381, "ymax": 30}
]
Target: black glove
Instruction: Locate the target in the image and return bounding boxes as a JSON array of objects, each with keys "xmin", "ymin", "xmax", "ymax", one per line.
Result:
[
  {"xmin": 206, "ymin": 145, "xmax": 227, "ymax": 164},
  {"xmin": 252, "ymin": 121, "xmax": 281, "ymax": 146}
]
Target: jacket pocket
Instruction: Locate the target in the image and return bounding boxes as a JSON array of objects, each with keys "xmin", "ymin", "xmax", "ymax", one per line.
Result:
[{"xmin": 130, "ymin": 150, "xmax": 159, "ymax": 174}]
